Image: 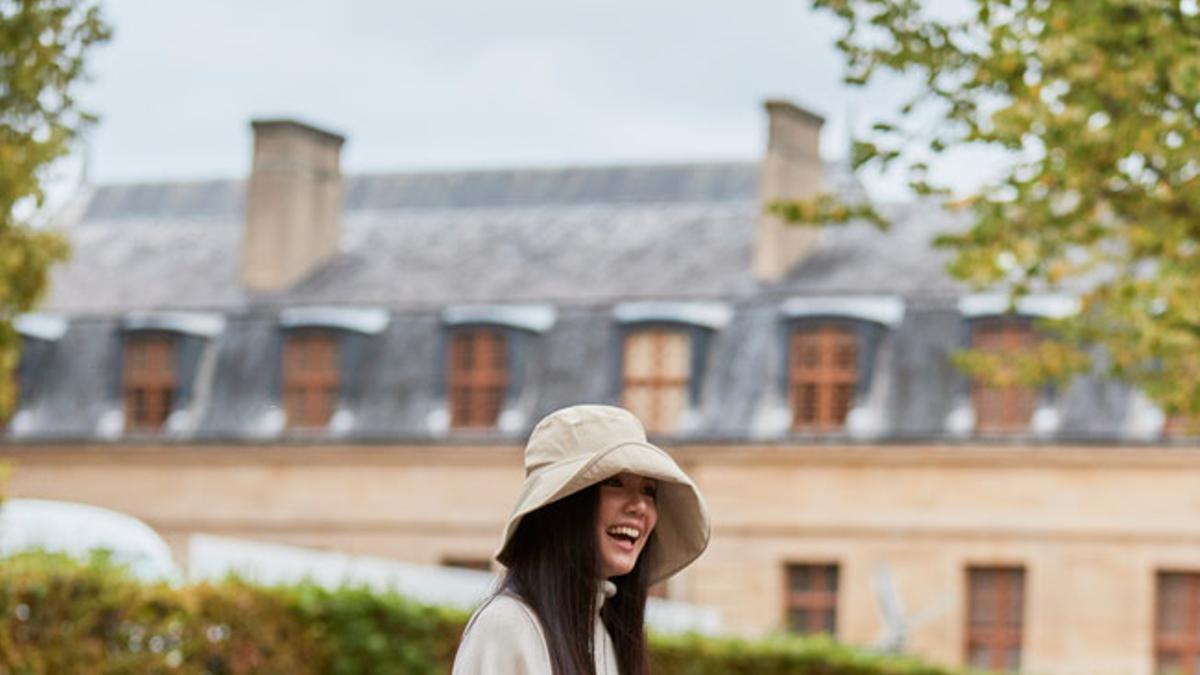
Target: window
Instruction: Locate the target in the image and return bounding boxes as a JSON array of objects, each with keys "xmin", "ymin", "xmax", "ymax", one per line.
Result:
[
  {"xmin": 621, "ymin": 328, "xmax": 691, "ymax": 434},
  {"xmin": 1156, "ymin": 571, "xmax": 1200, "ymax": 674},
  {"xmin": 784, "ymin": 563, "xmax": 838, "ymax": 636},
  {"xmin": 123, "ymin": 332, "xmax": 178, "ymax": 431},
  {"xmin": 965, "ymin": 566, "xmax": 1025, "ymax": 671},
  {"xmin": 282, "ymin": 330, "xmax": 339, "ymax": 430},
  {"xmin": 448, "ymin": 327, "xmax": 508, "ymax": 429},
  {"xmin": 790, "ymin": 325, "xmax": 857, "ymax": 431},
  {"xmin": 442, "ymin": 557, "xmax": 492, "ymax": 572},
  {"xmin": 971, "ymin": 319, "xmax": 1038, "ymax": 434},
  {"xmin": 1165, "ymin": 414, "xmax": 1200, "ymax": 438}
]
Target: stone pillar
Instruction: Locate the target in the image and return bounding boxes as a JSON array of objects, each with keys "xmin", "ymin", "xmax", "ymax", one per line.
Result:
[
  {"xmin": 242, "ymin": 119, "xmax": 345, "ymax": 292},
  {"xmin": 753, "ymin": 100, "xmax": 824, "ymax": 282}
]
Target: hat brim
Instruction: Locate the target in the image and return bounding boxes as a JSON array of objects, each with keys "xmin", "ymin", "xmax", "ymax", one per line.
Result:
[{"xmin": 495, "ymin": 441, "xmax": 710, "ymax": 585}]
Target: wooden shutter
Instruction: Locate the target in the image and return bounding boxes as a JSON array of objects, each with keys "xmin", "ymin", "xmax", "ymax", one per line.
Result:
[
  {"xmin": 784, "ymin": 563, "xmax": 839, "ymax": 635},
  {"xmin": 123, "ymin": 333, "xmax": 177, "ymax": 431},
  {"xmin": 965, "ymin": 566, "xmax": 1025, "ymax": 671},
  {"xmin": 972, "ymin": 320, "xmax": 1037, "ymax": 434},
  {"xmin": 790, "ymin": 325, "xmax": 857, "ymax": 431},
  {"xmin": 448, "ymin": 328, "xmax": 508, "ymax": 429},
  {"xmin": 621, "ymin": 328, "xmax": 690, "ymax": 434},
  {"xmin": 1156, "ymin": 571, "xmax": 1200, "ymax": 675},
  {"xmin": 282, "ymin": 331, "xmax": 339, "ymax": 430}
]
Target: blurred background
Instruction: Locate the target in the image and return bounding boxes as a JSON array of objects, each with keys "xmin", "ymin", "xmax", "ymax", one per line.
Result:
[{"xmin": 2, "ymin": 1, "xmax": 1198, "ymax": 674}]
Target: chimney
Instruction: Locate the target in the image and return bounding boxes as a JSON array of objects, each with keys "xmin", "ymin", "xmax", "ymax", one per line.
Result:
[
  {"xmin": 243, "ymin": 119, "xmax": 346, "ymax": 292},
  {"xmin": 753, "ymin": 100, "xmax": 825, "ymax": 282}
]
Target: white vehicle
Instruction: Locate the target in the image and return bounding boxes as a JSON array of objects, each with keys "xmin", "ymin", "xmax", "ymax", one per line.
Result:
[{"xmin": 0, "ymin": 498, "xmax": 181, "ymax": 582}]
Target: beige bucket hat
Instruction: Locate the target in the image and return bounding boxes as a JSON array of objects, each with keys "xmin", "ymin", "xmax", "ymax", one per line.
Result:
[{"xmin": 496, "ymin": 405, "xmax": 710, "ymax": 584}]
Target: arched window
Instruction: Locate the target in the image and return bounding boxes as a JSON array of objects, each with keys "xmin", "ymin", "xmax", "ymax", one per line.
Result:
[
  {"xmin": 957, "ymin": 294, "xmax": 1079, "ymax": 437},
  {"xmin": 123, "ymin": 332, "xmax": 179, "ymax": 431},
  {"xmin": 789, "ymin": 324, "xmax": 858, "ymax": 431},
  {"xmin": 282, "ymin": 329, "xmax": 340, "ymax": 430},
  {"xmin": 278, "ymin": 307, "xmax": 390, "ymax": 433},
  {"xmin": 119, "ymin": 312, "xmax": 225, "ymax": 434},
  {"xmin": 969, "ymin": 317, "xmax": 1038, "ymax": 434},
  {"xmin": 780, "ymin": 296, "xmax": 905, "ymax": 435},
  {"xmin": 448, "ymin": 326, "xmax": 508, "ymax": 429},
  {"xmin": 614, "ymin": 302, "xmax": 730, "ymax": 435},
  {"xmin": 441, "ymin": 304, "xmax": 556, "ymax": 432},
  {"xmin": 621, "ymin": 327, "xmax": 691, "ymax": 434}
]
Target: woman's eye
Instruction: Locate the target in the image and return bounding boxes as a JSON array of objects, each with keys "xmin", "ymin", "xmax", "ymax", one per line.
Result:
[
  {"xmin": 601, "ymin": 477, "xmax": 622, "ymax": 487},
  {"xmin": 643, "ymin": 486, "xmax": 658, "ymax": 500}
]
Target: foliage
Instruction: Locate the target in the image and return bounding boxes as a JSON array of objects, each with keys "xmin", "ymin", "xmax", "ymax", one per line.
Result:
[
  {"xmin": 0, "ymin": 0, "xmax": 109, "ymax": 419},
  {"xmin": 651, "ymin": 633, "xmax": 970, "ymax": 675},
  {"xmin": 788, "ymin": 0, "xmax": 1200, "ymax": 418},
  {"xmin": 0, "ymin": 552, "xmax": 979, "ymax": 675},
  {"xmin": 0, "ymin": 552, "xmax": 322, "ymax": 674},
  {"xmin": 288, "ymin": 583, "xmax": 466, "ymax": 675}
]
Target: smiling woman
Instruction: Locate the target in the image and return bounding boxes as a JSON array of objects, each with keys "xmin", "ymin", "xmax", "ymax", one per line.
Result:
[
  {"xmin": 451, "ymin": 405, "xmax": 710, "ymax": 675},
  {"xmin": 596, "ymin": 473, "xmax": 659, "ymax": 579}
]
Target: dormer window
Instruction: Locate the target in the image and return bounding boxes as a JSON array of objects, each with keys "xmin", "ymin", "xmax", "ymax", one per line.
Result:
[
  {"xmin": 613, "ymin": 302, "xmax": 731, "ymax": 435},
  {"xmin": 282, "ymin": 330, "xmax": 340, "ymax": 430},
  {"xmin": 123, "ymin": 332, "xmax": 178, "ymax": 431},
  {"xmin": 956, "ymin": 294, "xmax": 1080, "ymax": 438},
  {"xmin": 277, "ymin": 307, "xmax": 390, "ymax": 435},
  {"xmin": 789, "ymin": 325, "xmax": 857, "ymax": 431},
  {"xmin": 448, "ymin": 327, "xmax": 508, "ymax": 429},
  {"xmin": 440, "ymin": 304, "xmax": 556, "ymax": 433},
  {"xmin": 118, "ymin": 312, "xmax": 225, "ymax": 436},
  {"xmin": 780, "ymin": 296, "xmax": 906, "ymax": 436},
  {"xmin": 970, "ymin": 317, "xmax": 1037, "ymax": 434},
  {"xmin": 621, "ymin": 327, "xmax": 691, "ymax": 434}
]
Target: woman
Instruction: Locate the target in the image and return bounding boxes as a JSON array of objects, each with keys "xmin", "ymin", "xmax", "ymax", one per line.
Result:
[{"xmin": 452, "ymin": 405, "xmax": 710, "ymax": 675}]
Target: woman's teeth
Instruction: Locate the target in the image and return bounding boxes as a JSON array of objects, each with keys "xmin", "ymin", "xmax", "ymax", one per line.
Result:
[{"xmin": 607, "ymin": 526, "xmax": 640, "ymax": 541}]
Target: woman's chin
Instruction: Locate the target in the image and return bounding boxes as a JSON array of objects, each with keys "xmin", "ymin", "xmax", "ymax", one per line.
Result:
[{"xmin": 601, "ymin": 550, "xmax": 640, "ymax": 578}]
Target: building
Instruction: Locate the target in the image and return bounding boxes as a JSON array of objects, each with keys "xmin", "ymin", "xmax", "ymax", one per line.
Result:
[{"xmin": 3, "ymin": 100, "xmax": 1199, "ymax": 674}]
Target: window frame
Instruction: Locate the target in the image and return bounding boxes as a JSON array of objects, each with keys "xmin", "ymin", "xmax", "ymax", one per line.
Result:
[
  {"xmin": 121, "ymin": 330, "xmax": 180, "ymax": 432},
  {"xmin": 788, "ymin": 322, "xmax": 860, "ymax": 432},
  {"xmin": 446, "ymin": 325, "xmax": 510, "ymax": 430},
  {"xmin": 619, "ymin": 324, "xmax": 695, "ymax": 435},
  {"xmin": 964, "ymin": 565, "xmax": 1026, "ymax": 672},
  {"xmin": 281, "ymin": 328, "xmax": 342, "ymax": 431},
  {"xmin": 1155, "ymin": 570, "xmax": 1200, "ymax": 673},
  {"xmin": 783, "ymin": 562, "xmax": 840, "ymax": 637},
  {"xmin": 967, "ymin": 316, "xmax": 1043, "ymax": 436}
]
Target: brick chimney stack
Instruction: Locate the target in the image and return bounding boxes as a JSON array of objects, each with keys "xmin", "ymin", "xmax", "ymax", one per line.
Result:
[
  {"xmin": 242, "ymin": 119, "xmax": 345, "ymax": 292},
  {"xmin": 753, "ymin": 100, "xmax": 825, "ymax": 282}
]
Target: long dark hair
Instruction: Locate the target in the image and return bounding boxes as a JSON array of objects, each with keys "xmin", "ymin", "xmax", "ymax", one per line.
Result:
[{"xmin": 499, "ymin": 485, "xmax": 652, "ymax": 675}]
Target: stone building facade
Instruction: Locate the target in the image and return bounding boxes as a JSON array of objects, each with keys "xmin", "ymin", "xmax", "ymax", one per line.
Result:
[{"xmin": 3, "ymin": 100, "xmax": 1198, "ymax": 674}]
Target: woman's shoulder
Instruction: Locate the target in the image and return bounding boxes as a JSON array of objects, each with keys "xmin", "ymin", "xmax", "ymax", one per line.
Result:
[
  {"xmin": 466, "ymin": 592, "xmax": 544, "ymax": 636},
  {"xmin": 453, "ymin": 592, "xmax": 551, "ymax": 674}
]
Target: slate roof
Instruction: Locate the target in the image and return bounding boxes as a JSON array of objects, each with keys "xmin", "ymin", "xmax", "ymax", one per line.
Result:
[
  {"xmin": 44, "ymin": 161, "xmax": 959, "ymax": 314},
  {"xmin": 12, "ymin": 160, "xmax": 1162, "ymax": 443}
]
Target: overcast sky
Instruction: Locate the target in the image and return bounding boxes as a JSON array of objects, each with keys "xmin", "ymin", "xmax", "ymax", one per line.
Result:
[{"xmin": 66, "ymin": 0, "xmax": 994, "ymax": 202}]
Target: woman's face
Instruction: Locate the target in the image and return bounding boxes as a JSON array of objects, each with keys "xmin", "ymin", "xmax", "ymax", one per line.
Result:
[{"xmin": 596, "ymin": 472, "xmax": 659, "ymax": 578}]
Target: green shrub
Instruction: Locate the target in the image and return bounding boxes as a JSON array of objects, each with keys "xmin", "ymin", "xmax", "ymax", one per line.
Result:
[
  {"xmin": 0, "ymin": 552, "xmax": 321, "ymax": 674},
  {"xmin": 0, "ymin": 552, "xmax": 972, "ymax": 675}
]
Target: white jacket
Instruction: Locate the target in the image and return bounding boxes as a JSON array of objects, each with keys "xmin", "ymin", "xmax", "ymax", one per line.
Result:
[{"xmin": 451, "ymin": 581, "xmax": 621, "ymax": 675}]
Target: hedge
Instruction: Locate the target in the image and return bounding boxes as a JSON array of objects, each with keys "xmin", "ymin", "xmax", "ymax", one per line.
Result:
[{"xmin": 0, "ymin": 552, "xmax": 974, "ymax": 675}]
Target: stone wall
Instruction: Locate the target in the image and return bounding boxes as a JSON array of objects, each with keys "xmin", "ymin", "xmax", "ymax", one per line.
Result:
[{"xmin": 2, "ymin": 440, "xmax": 1197, "ymax": 674}]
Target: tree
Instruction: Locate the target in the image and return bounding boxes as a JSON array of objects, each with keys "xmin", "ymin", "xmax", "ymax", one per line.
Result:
[
  {"xmin": 0, "ymin": 0, "xmax": 109, "ymax": 420},
  {"xmin": 781, "ymin": 0, "xmax": 1200, "ymax": 421}
]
